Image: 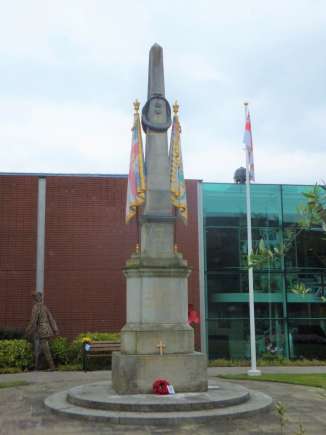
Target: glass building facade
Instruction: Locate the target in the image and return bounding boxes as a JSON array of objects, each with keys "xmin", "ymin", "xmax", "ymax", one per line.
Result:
[{"xmin": 203, "ymin": 183, "xmax": 326, "ymax": 360}]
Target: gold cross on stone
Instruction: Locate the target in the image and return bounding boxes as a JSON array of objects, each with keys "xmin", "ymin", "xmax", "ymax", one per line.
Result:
[{"xmin": 156, "ymin": 340, "xmax": 166, "ymax": 356}]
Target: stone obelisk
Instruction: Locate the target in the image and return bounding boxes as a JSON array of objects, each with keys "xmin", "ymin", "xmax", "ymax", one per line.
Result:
[{"xmin": 112, "ymin": 44, "xmax": 207, "ymax": 394}]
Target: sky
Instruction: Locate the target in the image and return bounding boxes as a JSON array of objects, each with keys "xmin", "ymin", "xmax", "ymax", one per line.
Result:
[{"xmin": 0, "ymin": 0, "xmax": 325, "ymax": 184}]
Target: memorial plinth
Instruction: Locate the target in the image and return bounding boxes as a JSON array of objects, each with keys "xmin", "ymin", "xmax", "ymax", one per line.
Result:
[
  {"xmin": 112, "ymin": 43, "xmax": 207, "ymax": 394},
  {"xmin": 44, "ymin": 44, "xmax": 273, "ymax": 425}
]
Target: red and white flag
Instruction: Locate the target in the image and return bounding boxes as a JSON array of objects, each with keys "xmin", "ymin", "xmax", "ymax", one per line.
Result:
[{"xmin": 243, "ymin": 109, "xmax": 255, "ymax": 182}]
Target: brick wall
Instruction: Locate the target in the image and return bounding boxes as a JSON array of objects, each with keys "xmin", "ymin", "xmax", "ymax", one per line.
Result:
[
  {"xmin": 0, "ymin": 176, "xmax": 38, "ymax": 330},
  {"xmin": 0, "ymin": 175, "xmax": 201, "ymax": 348},
  {"xmin": 44, "ymin": 176, "xmax": 136, "ymax": 338}
]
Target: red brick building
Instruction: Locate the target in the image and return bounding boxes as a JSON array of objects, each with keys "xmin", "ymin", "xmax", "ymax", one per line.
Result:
[{"xmin": 0, "ymin": 174, "xmax": 202, "ymax": 348}]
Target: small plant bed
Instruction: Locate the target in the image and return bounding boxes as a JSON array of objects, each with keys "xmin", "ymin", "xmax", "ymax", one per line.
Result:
[
  {"xmin": 217, "ymin": 373, "xmax": 326, "ymax": 389},
  {"xmin": 57, "ymin": 363, "xmax": 82, "ymax": 371},
  {"xmin": 0, "ymin": 367, "xmax": 23, "ymax": 374},
  {"xmin": 0, "ymin": 380, "xmax": 29, "ymax": 389}
]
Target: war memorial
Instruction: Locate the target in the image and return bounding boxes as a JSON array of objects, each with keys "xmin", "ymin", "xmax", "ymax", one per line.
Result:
[{"xmin": 43, "ymin": 44, "xmax": 272, "ymax": 424}]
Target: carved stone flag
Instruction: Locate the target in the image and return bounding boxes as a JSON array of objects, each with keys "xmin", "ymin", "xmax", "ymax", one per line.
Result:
[
  {"xmin": 125, "ymin": 101, "xmax": 146, "ymax": 223},
  {"xmin": 169, "ymin": 103, "xmax": 188, "ymax": 224}
]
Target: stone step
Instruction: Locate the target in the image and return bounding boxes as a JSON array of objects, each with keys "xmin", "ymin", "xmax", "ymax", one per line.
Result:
[
  {"xmin": 45, "ymin": 383, "xmax": 273, "ymax": 425},
  {"xmin": 67, "ymin": 382, "xmax": 250, "ymax": 412},
  {"xmin": 66, "ymin": 381, "xmax": 250, "ymax": 412}
]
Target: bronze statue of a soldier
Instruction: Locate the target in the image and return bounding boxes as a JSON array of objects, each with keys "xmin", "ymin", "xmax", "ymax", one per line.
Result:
[{"xmin": 25, "ymin": 292, "xmax": 59, "ymax": 370}]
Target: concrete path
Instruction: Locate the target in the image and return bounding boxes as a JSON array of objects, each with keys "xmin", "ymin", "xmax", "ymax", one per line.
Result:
[{"xmin": 0, "ymin": 368, "xmax": 325, "ymax": 434}]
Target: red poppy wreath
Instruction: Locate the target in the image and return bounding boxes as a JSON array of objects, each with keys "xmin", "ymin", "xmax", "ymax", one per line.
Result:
[{"xmin": 152, "ymin": 378, "xmax": 170, "ymax": 395}]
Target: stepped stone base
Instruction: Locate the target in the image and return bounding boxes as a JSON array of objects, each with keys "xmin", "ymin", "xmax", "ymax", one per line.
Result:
[
  {"xmin": 44, "ymin": 379, "xmax": 273, "ymax": 425},
  {"xmin": 112, "ymin": 351, "xmax": 208, "ymax": 394}
]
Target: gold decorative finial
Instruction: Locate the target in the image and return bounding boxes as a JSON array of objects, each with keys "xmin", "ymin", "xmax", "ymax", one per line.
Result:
[
  {"xmin": 173, "ymin": 101, "xmax": 179, "ymax": 114},
  {"xmin": 134, "ymin": 99, "xmax": 140, "ymax": 112}
]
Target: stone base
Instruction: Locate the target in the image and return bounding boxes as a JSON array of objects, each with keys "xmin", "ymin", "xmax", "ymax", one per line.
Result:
[
  {"xmin": 112, "ymin": 351, "xmax": 208, "ymax": 394},
  {"xmin": 44, "ymin": 379, "xmax": 273, "ymax": 424}
]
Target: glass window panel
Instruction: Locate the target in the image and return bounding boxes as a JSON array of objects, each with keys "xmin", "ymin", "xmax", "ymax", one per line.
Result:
[
  {"xmin": 255, "ymin": 318, "xmax": 286, "ymax": 358},
  {"xmin": 203, "ymin": 183, "xmax": 282, "ymax": 227},
  {"xmin": 297, "ymin": 231, "xmax": 326, "ymax": 268},
  {"xmin": 288, "ymin": 319, "xmax": 326, "ymax": 359},
  {"xmin": 250, "ymin": 185, "xmax": 282, "ymax": 227},
  {"xmin": 207, "ymin": 302, "xmax": 249, "ymax": 318},
  {"xmin": 240, "ymin": 228, "xmax": 283, "ymax": 269},
  {"xmin": 241, "ymin": 272, "xmax": 284, "ymax": 293},
  {"xmin": 287, "ymin": 303, "xmax": 326, "ymax": 318},
  {"xmin": 254, "ymin": 303, "xmax": 284, "ymax": 318},
  {"xmin": 207, "ymin": 318, "xmax": 248, "ymax": 359},
  {"xmin": 206, "ymin": 228, "xmax": 239, "ymax": 270},
  {"xmin": 282, "ymin": 185, "xmax": 314, "ymax": 225},
  {"xmin": 207, "ymin": 273, "xmax": 242, "ymax": 294},
  {"xmin": 207, "ymin": 301, "xmax": 284, "ymax": 318},
  {"xmin": 205, "ymin": 216, "xmax": 240, "ymax": 227},
  {"xmin": 284, "ymin": 229, "xmax": 299, "ymax": 268},
  {"xmin": 284, "ymin": 228, "xmax": 326, "ymax": 269},
  {"xmin": 203, "ymin": 184, "xmax": 246, "ymax": 224},
  {"xmin": 207, "ymin": 318, "xmax": 286, "ymax": 360},
  {"xmin": 286, "ymin": 271, "xmax": 323, "ymax": 294}
]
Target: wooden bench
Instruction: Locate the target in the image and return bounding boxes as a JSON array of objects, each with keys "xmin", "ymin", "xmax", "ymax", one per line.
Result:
[{"xmin": 82, "ymin": 341, "xmax": 120, "ymax": 371}]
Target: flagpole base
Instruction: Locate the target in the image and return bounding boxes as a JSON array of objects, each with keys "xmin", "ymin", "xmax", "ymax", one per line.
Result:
[{"xmin": 247, "ymin": 369, "xmax": 262, "ymax": 377}]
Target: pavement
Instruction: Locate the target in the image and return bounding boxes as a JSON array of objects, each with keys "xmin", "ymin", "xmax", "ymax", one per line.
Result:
[{"xmin": 0, "ymin": 367, "xmax": 325, "ymax": 435}]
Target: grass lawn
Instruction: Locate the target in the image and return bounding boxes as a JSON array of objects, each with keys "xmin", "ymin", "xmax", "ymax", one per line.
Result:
[
  {"xmin": 0, "ymin": 380, "xmax": 29, "ymax": 389},
  {"xmin": 218, "ymin": 373, "xmax": 326, "ymax": 389},
  {"xmin": 208, "ymin": 358, "xmax": 326, "ymax": 367}
]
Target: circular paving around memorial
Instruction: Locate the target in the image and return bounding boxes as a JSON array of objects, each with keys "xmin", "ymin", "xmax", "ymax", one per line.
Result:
[{"xmin": 44, "ymin": 379, "xmax": 273, "ymax": 424}]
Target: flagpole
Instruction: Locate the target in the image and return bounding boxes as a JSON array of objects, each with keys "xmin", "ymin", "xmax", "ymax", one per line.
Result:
[
  {"xmin": 136, "ymin": 207, "xmax": 140, "ymax": 254},
  {"xmin": 244, "ymin": 102, "xmax": 261, "ymax": 376}
]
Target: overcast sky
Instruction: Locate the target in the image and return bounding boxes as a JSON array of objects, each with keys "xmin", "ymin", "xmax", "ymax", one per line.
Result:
[{"xmin": 0, "ymin": 0, "xmax": 325, "ymax": 184}]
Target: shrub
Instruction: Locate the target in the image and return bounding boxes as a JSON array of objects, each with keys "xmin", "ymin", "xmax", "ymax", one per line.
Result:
[
  {"xmin": 0, "ymin": 327, "xmax": 25, "ymax": 340},
  {"xmin": 0, "ymin": 332, "xmax": 120, "ymax": 371},
  {"xmin": 0, "ymin": 367, "xmax": 22, "ymax": 374},
  {"xmin": 74, "ymin": 332, "xmax": 120, "ymax": 342},
  {"xmin": 258, "ymin": 353, "xmax": 287, "ymax": 365},
  {"xmin": 50, "ymin": 336, "xmax": 71, "ymax": 365},
  {"xmin": 0, "ymin": 340, "xmax": 33, "ymax": 370},
  {"xmin": 208, "ymin": 359, "xmax": 250, "ymax": 367}
]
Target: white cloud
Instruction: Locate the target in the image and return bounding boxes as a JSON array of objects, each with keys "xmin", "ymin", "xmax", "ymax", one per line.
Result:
[
  {"xmin": 0, "ymin": 1, "xmax": 325, "ymax": 185},
  {"xmin": 0, "ymin": 99, "xmax": 131, "ymax": 173}
]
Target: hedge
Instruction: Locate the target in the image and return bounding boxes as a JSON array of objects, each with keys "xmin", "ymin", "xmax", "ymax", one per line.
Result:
[
  {"xmin": 0, "ymin": 332, "xmax": 120, "ymax": 371},
  {"xmin": 0, "ymin": 340, "xmax": 33, "ymax": 370},
  {"xmin": 0, "ymin": 327, "xmax": 25, "ymax": 340}
]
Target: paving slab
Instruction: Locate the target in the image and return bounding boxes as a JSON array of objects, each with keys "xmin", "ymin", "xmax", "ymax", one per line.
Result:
[{"xmin": 0, "ymin": 369, "xmax": 325, "ymax": 434}]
